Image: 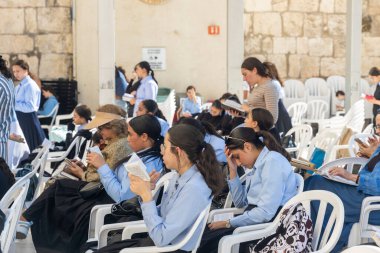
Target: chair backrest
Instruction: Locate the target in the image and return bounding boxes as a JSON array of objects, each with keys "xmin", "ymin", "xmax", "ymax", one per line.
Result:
[
  {"xmin": 152, "ymin": 171, "xmax": 177, "ymax": 201},
  {"xmin": 318, "ymin": 157, "xmax": 368, "ymax": 175},
  {"xmin": 305, "ymin": 78, "xmax": 331, "ymax": 117},
  {"xmin": 285, "ymin": 124, "xmax": 313, "ymax": 158},
  {"xmin": 362, "ymin": 123, "xmax": 374, "ymax": 134},
  {"xmin": 327, "ymin": 75, "xmax": 346, "ymax": 115},
  {"xmin": 200, "ymin": 102, "xmax": 212, "ymax": 112},
  {"xmin": 307, "ymin": 130, "xmax": 339, "ymax": 161},
  {"xmin": 360, "ymin": 78, "xmax": 376, "ymax": 119},
  {"xmin": 40, "ymin": 103, "xmax": 60, "ymax": 132},
  {"xmin": 157, "ymin": 89, "xmax": 176, "ymax": 127},
  {"xmin": 31, "ymin": 146, "xmax": 52, "ymax": 202},
  {"xmin": 283, "ymin": 80, "xmax": 306, "ymax": 108},
  {"xmin": 278, "ymin": 190, "xmax": 345, "ymax": 252},
  {"xmin": 307, "ymin": 100, "xmax": 329, "ymax": 120},
  {"xmin": 287, "ymin": 102, "xmax": 308, "ymax": 126},
  {"xmin": 0, "ymin": 174, "xmax": 30, "ymax": 253},
  {"xmin": 295, "ymin": 173, "xmax": 304, "ymax": 195},
  {"xmin": 346, "ymin": 100, "xmax": 365, "ymax": 133}
]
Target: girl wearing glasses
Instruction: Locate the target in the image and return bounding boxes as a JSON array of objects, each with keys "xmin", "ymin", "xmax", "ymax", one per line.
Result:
[
  {"xmin": 198, "ymin": 127, "xmax": 298, "ymax": 253},
  {"xmin": 93, "ymin": 124, "xmax": 224, "ymax": 253}
]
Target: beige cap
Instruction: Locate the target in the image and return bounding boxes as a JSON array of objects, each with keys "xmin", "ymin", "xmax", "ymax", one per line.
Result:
[{"xmin": 84, "ymin": 111, "xmax": 123, "ymax": 130}]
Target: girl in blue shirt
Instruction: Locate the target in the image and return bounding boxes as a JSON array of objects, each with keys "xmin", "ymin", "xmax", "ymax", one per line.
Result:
[
  {"xmin": 198, "ymin": 127, "xmax": 298, "ymax": 253},
  {"xmin": 12, "ymin": 60, "xmax": 45, "ymax": 151},
  {"xmin": 136, "ymin": 99, "xmax": 170, "ymax": 137},
  {"xmin": 94, "ymin": 124, "xmax": 224, "ymax": 253},
  {"xmin": 37, "ymin": 86, "xmax": 58, "ymax": 116},
  {"xmin": 179, "ymin": 85, "xmax": 202, "ymax": 118},
  {"xmin": 132, "ymin": 61, "xmax": 158, "ymax": 116}
]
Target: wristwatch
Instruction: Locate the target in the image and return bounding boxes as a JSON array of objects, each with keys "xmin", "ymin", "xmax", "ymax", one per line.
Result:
[{"xmin": 225, "ymin": 219, "xmax": 231, "ymax": 228}]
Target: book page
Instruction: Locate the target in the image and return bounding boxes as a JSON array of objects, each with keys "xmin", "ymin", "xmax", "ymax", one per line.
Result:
[
  {"xmin": 221, "ymin": 100, "xmax": 246, "ymax": 114},
  {"xmin": 318, "ymin": 167, "xmax": 358, "ymax": 186},
  {"xmin": 88, "ymin": 146, "xmax": 103, "ymax": 157},
  {"xmin": 213, "ymin": 212, "xmax": 234, "ymax": 222},
  {"xmin": 123, "ymin": 153, "xmax": 150, "ymax": 181}
]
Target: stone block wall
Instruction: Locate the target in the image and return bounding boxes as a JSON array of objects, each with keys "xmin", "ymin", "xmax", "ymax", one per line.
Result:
[
  {"xmin": 0, "ymin": 0, "xmax": 73, "ymax": 80},
  {"xmin": 244, "ymin": 0, "xmax": 380, "ymax": 80}
]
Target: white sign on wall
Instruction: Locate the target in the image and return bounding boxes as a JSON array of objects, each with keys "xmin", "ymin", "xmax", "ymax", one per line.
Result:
[{"xmin": 142, "ymin": 47, "xmax": 166, "ymax": 70}]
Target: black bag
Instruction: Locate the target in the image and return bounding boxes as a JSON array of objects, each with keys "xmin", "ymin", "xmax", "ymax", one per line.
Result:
[
  {"xmin": 110, "ymin": 197, "xmax": 143, "ymax": 219},
  {"xmin": 79, "ymin": 182, "xmax": 104, "ymax": 199}
]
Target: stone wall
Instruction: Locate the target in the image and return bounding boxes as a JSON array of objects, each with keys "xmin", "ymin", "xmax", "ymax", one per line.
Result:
[
  {"xmin": 0, "ymin": 0, "xmax": 73, "ymax": 80},
  {"xmin": 244, "ymin": 0, "xmax": 380, "ymax": 80}
]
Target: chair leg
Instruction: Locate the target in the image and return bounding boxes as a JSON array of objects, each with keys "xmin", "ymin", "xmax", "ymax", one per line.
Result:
[{"xmin": 347, "ymin": 222, "xmax": 361, "ymax": 247}]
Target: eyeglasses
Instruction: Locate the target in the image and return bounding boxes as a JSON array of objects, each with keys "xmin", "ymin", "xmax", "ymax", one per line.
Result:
[
  {"xmin": 374, "ymin": 125, "xmax": 380, "ymax": 130},
  {"xmin": 160, "ymin": 143, "xmax": 178, "ymax": 154},
  {"xmin": 225, "ymin": 136, "xmax": 246, "ymax": 145}
]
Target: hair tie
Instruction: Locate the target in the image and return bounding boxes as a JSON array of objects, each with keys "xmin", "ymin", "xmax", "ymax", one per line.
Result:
[
  {"xmin": 201, "ymin": 142, "xmax": 207, "ymax": 152},
  {"xmin": 258, "ymin": 136, "xmax": 264, "ymax": 142}
]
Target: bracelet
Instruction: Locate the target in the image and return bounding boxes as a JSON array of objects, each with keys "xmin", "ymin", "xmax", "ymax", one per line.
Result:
[{"xmin": 355, "ymin": 175, "xmax": 360, "ymax": 184}]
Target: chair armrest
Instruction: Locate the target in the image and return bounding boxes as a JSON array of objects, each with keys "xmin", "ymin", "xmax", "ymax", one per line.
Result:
[
  {"xmin": 55, "ymin": 114, "xmax": 73, "ymax": 126},
  {"xmin": 218, "ymin": 223, "xmax": 277, "ymax": 253},
  {"xmin": 360, "ymin": 204, "xmax": 380, "ymax": 238},
  {"xmin": 233, "ymin": 222, "xmax": 271, "ymax": 234},
  {"xmin": 122, "ymin": 222, "xmax": 148, "ymax": 239},
  {"xmin": 98, "ymin": 220, "xmax": 144, "ymax": 248},
  {"xmin": 88, "ymin": 204, "xmax": 113, "ymax": 239},
  {"xmin": 207, "ymin": 208, "xmax": 245, "ymax": 223}
]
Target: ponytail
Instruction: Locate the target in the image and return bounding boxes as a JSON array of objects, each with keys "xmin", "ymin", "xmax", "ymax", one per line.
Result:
[
  {"xmin": 196, "ymin": 142, "xmax": 224, "ymax": 195},
  {"xmin": 258, "ymin": 130, "xmax": 291, "ymax": 161},
  {"xmin": 150, "ymin": 69, "xmax": 159, "ymax": 86}
]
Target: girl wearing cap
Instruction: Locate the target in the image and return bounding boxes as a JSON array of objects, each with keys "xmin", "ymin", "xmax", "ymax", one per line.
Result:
[
  {"xmin": 91, "ymin": 124, "xmax": 223, "ymax": 253},
  {"xmin": 19, "ymin": 104, "xmax": 133, "ymax": 253},
  {"xmin": 130, "ymin": 61, "xmax": 159, "ymax": 116},
  {"xmin": 197, "ymin": 127, "xmax": 298, "ymax": 253}
]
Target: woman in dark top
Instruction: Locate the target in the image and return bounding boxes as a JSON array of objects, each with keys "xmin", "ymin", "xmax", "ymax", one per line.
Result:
[
  {"xmin": 364, "ymin": 67, "xmax": 380, "ymax": 123},
  {"xmin": 197, "ymin": 100, "xmax": 226, "ymax": 133}
]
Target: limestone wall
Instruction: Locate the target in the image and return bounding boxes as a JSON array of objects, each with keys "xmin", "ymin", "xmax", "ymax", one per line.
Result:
[
  {"xmin": 244, "ymin": 0, "xmax": 380, "ymax": 80},
  {"xmin": 0, "ymin": 0, "xmax": 73, "ymax": 80}
]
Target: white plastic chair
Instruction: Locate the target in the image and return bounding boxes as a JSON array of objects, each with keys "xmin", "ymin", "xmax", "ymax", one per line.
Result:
[
  {"xmin": 96, "ymin": 201, "xmax": 212, "ymax": 252},
  {"xmin": 157, "ymin": 89, "xmax": 176, "ymax": 127},
  {"xmin": 200, "ymin": 102, "xmax": 212, "ymax": 112},
  {"xmin": 342, "ymin": 245, "xmax": 380, "ymax": 253},
  {"xmin": 305, "ymin": 78, "xmax": 331, "ymax": 118},
  {"xmin": 284, "ymin": 124, "xmax": 313, "ymax": 158},
  {"xmin": 218, "ymin": 190, "xmax": 345, "ymax": 253},
  {"xmin": 87, "ymin": 171, "xmax": 177, "ymax": 242},
  {"xmin": 360, "ymin": 78, "xmax": 376, "ymax": 119},
  {"xmin": 327, "ymin": 75, "xmax": 346, "ymax": 116},
  {"xmin": 287, "ymin": 102, "xmax": 308, "ymax": 126},
  {"xmin": 363, "ymin": 123, "xmax": 374, "ymax": 134},
  {"xmin": 306, "ymin": 129, "xmax": 340, "ymax": 163},
  {"xmin": 0, "ymin": 172, "xmax": 31, "ymax": 253},
  {"xmin": 283, "ymin": 79, "xmax": 306, "ymax": 108},
  {"xmin": 38, "ymin": 103, "xmax": 60, "ymax": 133},
  {"xmin": 303, "ymin": 100, "xmax": 329, "ymax": 124}
]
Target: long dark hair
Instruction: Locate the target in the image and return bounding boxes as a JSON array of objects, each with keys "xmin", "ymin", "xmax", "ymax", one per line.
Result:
[
  {"xmin": 0, "ymin": 56, "xmax": 11, "ymax": 79},
  {"xmin": 168, "ymin": 124, "xmax": 223, "ymax": 195},
  {"xmin": 141, "ymin": 99, "xmax": 166, "ymax": 121},
  {"xmin": 226, "ymin": 127, "xmax": 291, "ymax": 161},
  {"xmin": 241, "ymin": 57, "xmax": 270, "ymax": 78},
  {"xmin": 136, "ymin": 61, "xmax": 158, "ymax": 85},
  {"xmin": 177, "ymin": 117, "xmax": 222, "ymax": 139},
  {"xmin": 41, "ymin": 85, "xmax": 57, "ymax": 97},
  {"xmin": 263, "ymin": 61, "xmax": 283, "ymax": 87},
  {"xmin": 75, "ymin": 104, "xmax": 92, "ymax": 122},
  {"xmin": 250, "ymin": 108, "xmax": 274, "ymax": 131}
]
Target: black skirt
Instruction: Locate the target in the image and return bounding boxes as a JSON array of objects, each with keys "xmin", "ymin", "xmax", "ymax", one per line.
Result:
[
  {"xmin": 16, "ymin": 111, "xmax": 45, "ymax": 152},
  {"xmin": 23, "ymin": 179, "xmax": 114, "ymax": 253}
]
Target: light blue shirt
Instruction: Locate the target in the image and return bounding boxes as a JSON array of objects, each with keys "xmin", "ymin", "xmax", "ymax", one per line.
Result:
[
  {"xmin": 228, "ymin": 147, "xmax": 297, "ymax": 227},
  {"xmin": 134, "ymin": 76, "xmax": 158, "ymax": 115},
  {"xmin": 141, "ymin": 165, "xmax": 212, "ymax": 251},
  {"xmin": 98, "ymin": 153, "xmax": 164, "ymax": 203},
  {"xmin": 204, "ymin": 133, "xmax": 227, "ymax": 163},
  {"xmin": 156, "ymin": 117, "xmax": 169, "ymax": 137},
  {"xmin": 358, "ymin": 145, "xmax": 380, "ymax": 196},
  {"xmin": 14, "ymin": 75, "xmax": 41, "ymax": 113},
  {"xmin": 37, "ymin": 96, "xmax": 58, "ymax": 116},
  {"xmin": 182, "ymin": 97, "xmax": 201, "ymax": 115},
  {"xmin": 0, "ymin": 75, "xmax": 14, "ymax": 143}
]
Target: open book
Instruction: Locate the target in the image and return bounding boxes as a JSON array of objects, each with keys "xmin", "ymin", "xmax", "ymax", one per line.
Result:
[
  {"xmin": 221, "ymin": 100, "xmax": 247, "ymax": 116},
  {"xmin": 317, "ymin": 167, "xmax": 358, "ymax": 186},
  {"xmin": 123, "ymin": 153, "xmax": 150, "ymax": 181}
]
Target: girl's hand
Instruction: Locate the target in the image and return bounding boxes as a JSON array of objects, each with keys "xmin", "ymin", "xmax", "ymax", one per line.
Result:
[
  {"xmin": 225, "ymin": 147, "xmax": 238, "ymax": 179},
  {"xmin": 86, "ymin": 153, "xmax": 106, "ymax": 169},
  {"xmin": 149, "ymin": 170, "xmax": 161, "ymax": 190},
  {"xmin": 68, "ymin": 163, "xmax": 84, "ymax": 179},
  {"xmin": 328, "ymin": 166, "xmax": 353, "ymax": 180},
  {"xmin": 129, "ymin": 174, "xmax": 152, "ymax": 202},
  {"xmin": 208, "ymin": 221, "xmax": 228, "ymax": 230}
]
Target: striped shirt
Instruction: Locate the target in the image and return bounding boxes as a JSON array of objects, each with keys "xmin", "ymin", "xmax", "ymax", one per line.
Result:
[
  {"xmin": 247, "ymin": 79, "xmax": 279, "ymax": 123},
  {"xmin": 0, "ymin": 74, "xmax": 14, "ymax": 143}
]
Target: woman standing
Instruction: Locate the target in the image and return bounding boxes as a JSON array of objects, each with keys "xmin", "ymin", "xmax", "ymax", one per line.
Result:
[
  {"xmin": 364, "ymin": 67, "xmax": 380, "ymax": 123},
  {"xmin": 0, "ymin": 56, "xmax": 14, "ymax": 163},
  {"xmin": 131, "ymin": 61, "xmax": 158, "ymax": 116},
  {"xmin": 241, "ymin": 57, "xmax": 279, "ymax": 124},
  {"xmin": 12, "ymin": 59, "xmax": 45, "ymax": 151}
]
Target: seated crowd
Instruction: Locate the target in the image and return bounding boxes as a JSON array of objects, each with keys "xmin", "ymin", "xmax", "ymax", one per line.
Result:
[{"xmin": 2, "ymin": 57, "xmax": 380, "ymax": 253}]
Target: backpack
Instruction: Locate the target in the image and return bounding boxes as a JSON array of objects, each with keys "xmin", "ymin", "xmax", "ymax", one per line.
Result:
[{"xmin": 251, "ymin": 203, "xmax": 313, "ymax": 253}]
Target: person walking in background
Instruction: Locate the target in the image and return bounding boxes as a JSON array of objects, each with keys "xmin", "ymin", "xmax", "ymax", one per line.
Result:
[
  {"xmin": 115, "ymin": 66, "xmax": 128, "ymax": 110},
  {"xmin": 12, "ymin": 59, "xmax": 45, "ymax": 152},
  {"xmin": 0, "ymin": 55, "xmax": 15, "ymax": 163},
  {"xmin": 130, "ymin": 61, "xmax": 158, "ymax": 116}
]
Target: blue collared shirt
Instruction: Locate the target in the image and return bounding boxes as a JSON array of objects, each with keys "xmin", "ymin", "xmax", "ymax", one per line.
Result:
[
  {"xmin": 358, "ymin": 145, "xmax": 380, "ymax": 196},
  {"xmin": 98, "ymin": 153, "xmax": 164, "ymax": 203},
  {"xmin": 14, "ymin": 75, "xmax": 41, "ymax": 113},
  {"xmin": 37, "ymin": 96, "xmax": 58, "ymax": 116},
  {"xmin": 134, "ymin": 76, "xmax": 158, "ymax": 115},
  {"xmin": 141, "ymin": 165, "xmax": 212, "ymax": 251},
  {"xmin": 204, "ymin": 133, "xmax": 227, "ymax": 163},
  {"xmin": 0, "ymin": 75, "xmax": 15, "ymax": 142},
  {"xmin": 156, "ymin": 117, "xmax": 169, "ymax": 137},
  {"xmin": 182, "ymin": 97, "xmax": 201, "ymax": 115},
  {"xmin": 228, "ymin": 147, "xmax": 298, "ymax": 227}
]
